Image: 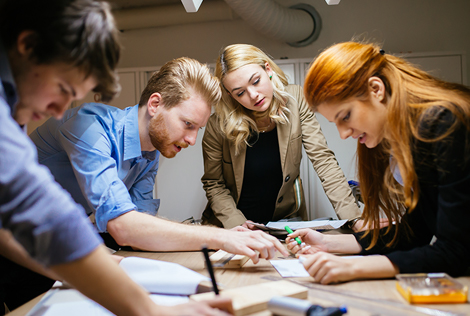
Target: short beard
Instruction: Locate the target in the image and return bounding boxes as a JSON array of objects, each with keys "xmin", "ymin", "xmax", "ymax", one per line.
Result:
[{"xmin": 148, "ymin": 113, "xmax": 176, "ymax": 158}]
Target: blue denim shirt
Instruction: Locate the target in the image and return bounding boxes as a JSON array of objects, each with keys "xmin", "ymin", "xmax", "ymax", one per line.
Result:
[
  {"xmin": 0, "ymin": 40, "xmax": 101, "ymax": 266},
  {"xmin": 30, "ymin": 103, "xmax": 160, "ymax": 232}
]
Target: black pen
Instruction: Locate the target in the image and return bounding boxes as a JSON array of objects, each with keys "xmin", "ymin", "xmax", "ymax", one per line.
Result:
[{"xmin": 202, "ymin": 245, "xmax": 219, "ymax": 295}]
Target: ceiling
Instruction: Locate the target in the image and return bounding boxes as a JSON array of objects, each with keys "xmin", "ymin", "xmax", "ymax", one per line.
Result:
[{"xmin": 107, "ymin": 0, "xmax": 215, "ymax": 10}]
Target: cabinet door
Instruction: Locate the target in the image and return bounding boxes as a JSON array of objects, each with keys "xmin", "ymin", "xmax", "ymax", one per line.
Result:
[
  {"xmin": 77, "ymin": 71, "xmax": 139, "ymax": 109},
  {"xmin": 277, "ymin": 61, "xmax": 299, "ymax": 84},
  {"xmin": 404, "ymin": 54, "xmax": 465, "ymax": 84}
]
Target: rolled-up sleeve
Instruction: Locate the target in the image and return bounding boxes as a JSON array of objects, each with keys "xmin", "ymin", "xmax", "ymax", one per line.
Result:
[{"xmin": 57, "ymin": 116, "xmax": 137, "ymax": 232}]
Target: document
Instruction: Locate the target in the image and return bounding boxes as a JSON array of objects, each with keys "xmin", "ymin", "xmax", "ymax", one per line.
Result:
[
  {"xmin": 270, "ymin": 259, "xmax": 310, "ymax": 277},
  {"xmin": 252, "ymin": 219, "xmax": 348, "ymax": 232},
  {"xmin": 119, "ymin": 256, "xmax": 209, "ymax": 295}
]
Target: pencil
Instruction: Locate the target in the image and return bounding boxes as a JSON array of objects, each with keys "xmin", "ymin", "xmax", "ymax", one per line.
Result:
[{"xmin": 202, "ymin": 245, "xmax": 219, "ymax": 295}]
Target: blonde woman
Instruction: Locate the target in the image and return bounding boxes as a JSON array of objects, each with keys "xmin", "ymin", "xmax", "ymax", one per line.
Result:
[
  {"xmin": 287, "ymin": 41, "xmax": 470, "ymax": 284},
  {"xmin": 201, "ymin": 44, "xmax": 361, "ymax": 230}
]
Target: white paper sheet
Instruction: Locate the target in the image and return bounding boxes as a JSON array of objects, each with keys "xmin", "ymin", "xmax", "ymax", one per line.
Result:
[
  {"xmin": 270, "ymin": 259, "xmax": 310, "ymax": 277},
  {"xmin": 26, "ymin": 289, "xmax": 113, "ymax": 316},
  {"xmin": 266, "ymin": 219, "xmax": 348, "ymax": 230},
  {"xmin": 149, "ymin": 294, "xmax": 189, "ymax": 306},
  {"xmin": 119, "ymin": 256, "xmax": 209, "ymax": 295},
  {"xmin": 32, "ymin": 300, "xmax": 113, "ymax": 316}
]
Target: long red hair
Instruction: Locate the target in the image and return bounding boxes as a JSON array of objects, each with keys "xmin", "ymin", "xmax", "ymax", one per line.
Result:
[{"xmin": 304, "ymin": 42, "xmax": 470, "ymax": 248}]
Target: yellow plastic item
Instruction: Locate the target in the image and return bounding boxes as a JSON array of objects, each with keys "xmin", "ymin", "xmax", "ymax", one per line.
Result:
[{"xmin": 396, "ymin": 273, "xmax": 468, "ymax": 304}]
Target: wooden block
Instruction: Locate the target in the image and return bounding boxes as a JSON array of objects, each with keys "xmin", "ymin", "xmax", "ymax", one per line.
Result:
[
  {"xmin": 209, "ymin": 250, "xmax": 249, "ymax": 269},
  {"xmin": 190, "ymin": 280, "xmax": 308, "ymax": 316}
]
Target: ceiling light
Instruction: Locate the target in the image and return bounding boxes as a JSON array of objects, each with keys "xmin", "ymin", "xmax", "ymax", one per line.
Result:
[{"xmin": 181, "ymin": 0, "xmax": 203, "ymax": 12}]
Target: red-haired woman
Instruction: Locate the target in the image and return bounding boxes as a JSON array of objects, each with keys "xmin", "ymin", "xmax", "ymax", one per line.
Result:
[{"xmin": 287, "ymin": 41, "xmax": 470, "ymax": 284}]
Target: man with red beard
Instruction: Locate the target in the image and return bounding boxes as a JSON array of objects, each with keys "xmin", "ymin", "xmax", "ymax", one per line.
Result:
[{"xmin": 31, "ymin": 57, "xmax": 288, "ymax": 261}]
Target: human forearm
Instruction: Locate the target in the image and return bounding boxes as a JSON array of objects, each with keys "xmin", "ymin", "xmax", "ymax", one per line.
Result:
[
  {"xmin": 51, "ymin": 246, "xmax": 158, "ymax": 316},
  {"xmin": 301, "ymin": 253, "xmax": 399, "ymax": 284},
  {"xmin": 322, "ymin": 233, "xmax": 362, "ymax": 254},
  {"xmin": 107, "ymin": 211, "xmax": 226, "ymax": 251},
  {"xmin": 107, "ymin": 211, "xmax": 289, "ymax": 262},
  {"xmin": 350, "ymin": 255, "xmax": 399, "ymax": 280},
  {"xmin": 0, "ymin": 229, "xmax": 60, "ymax": 280}
]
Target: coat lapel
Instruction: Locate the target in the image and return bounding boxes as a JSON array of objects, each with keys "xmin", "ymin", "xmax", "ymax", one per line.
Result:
[{"xmin": 277, "ymin": 111, "xmax": 292, "ymax": 171}]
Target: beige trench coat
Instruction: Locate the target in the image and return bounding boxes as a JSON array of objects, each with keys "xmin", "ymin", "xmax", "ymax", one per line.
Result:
[{"xmin": 201, "ymin": 85, "xmax": 361, "ymax": 228}]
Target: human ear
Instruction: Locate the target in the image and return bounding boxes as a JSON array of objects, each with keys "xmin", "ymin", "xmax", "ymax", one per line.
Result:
[
  {"xmin": 16, "ymin": 30, "xmax": 37, "ymax": 59},
  {"xmin": 265, "ymin": 62, "xmax": 273, "ymax": 78},
  {"xmin": 368, "ymin": 77, "xmax": 386, "ymax": 102},
  {"xmin": 147, "ymin": 93, "xmax": 162, "ymax": 116}
]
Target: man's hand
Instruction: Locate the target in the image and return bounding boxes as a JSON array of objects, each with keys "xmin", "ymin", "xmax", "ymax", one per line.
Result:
[{"xmin": 219, "ymin": 230, "xmax": 288, "ymax": 264}]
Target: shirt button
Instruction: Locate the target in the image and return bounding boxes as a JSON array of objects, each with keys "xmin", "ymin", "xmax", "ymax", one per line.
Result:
[
  {"xmin": 278, "ymin": 196, "xmax": 283, "ymax": 203},
  {"xmin": 285, "ymin": 175, "xmax": 290, "ymax": 182}
]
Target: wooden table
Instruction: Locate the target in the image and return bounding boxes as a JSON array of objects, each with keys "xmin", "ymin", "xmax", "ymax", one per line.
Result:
[{"xmin": 8, "ymin": 250, "xmax": 470, "ymax": 316}]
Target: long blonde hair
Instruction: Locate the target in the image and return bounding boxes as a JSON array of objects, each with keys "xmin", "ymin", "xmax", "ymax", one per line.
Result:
[
  {"xmin": 304, "ymin": 41, "xmax": 470, "ymax": 248},
  {"xmin": 215, "ymin": 44, "xmax": 292, "ymax": 153}
]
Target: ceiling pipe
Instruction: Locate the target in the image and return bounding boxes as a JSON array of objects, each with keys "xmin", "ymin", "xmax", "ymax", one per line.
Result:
[
  {"xmin": 223, "ymin": 0, "xmax": 321, "ymax": 47},
  {"xmin": 113, "ymin": 0, "xmax": 321, "ymax": 47},
  {"xmin": 113, "ymin": 1, "xmax": 237, "ymax": 30}
]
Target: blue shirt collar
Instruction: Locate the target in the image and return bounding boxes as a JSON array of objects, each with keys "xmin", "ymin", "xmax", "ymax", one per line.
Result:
[
  {"xmin": 123, "ymin": 105, "xmax": 157, "ymax": 161},
  {"xmin": 0, "ymin": 40, "xmax": 18, "ymax": 111}
]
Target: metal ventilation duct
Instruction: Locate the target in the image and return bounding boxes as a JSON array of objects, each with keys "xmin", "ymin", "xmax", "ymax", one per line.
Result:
[
  {"xmin": 223, "ymin": 0, "xmax": 321, "ymax": 47},
  {"xmin": 113, "ymin": 0, "xmax": 321, "ymax": 47}
]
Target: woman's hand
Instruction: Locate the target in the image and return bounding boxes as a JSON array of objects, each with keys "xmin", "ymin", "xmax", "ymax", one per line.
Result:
[
  {"xmin": 241, "ymin": 220, "xmax": 261, "ymax": 230},
  {"xmin": 231, "ymin": 221, "xmax": 262, "ymax": 232},
  {"xmin": 230, "ymin": 225, "xmax": 250, "ymax": 232},
  {"xmin": 300, "ymin": 253, "xmax": 358, "ymax": 284},
  {"xmin": 300, "ymin": 253, "xmax": 399, "ymax": 285},
  {"xmin": 286, "ymin": 229, "xmax": 328, "ymax": 255},
  {"xmin": 230, "ymin": 221, "xmax": 261, "ymax": 232}
]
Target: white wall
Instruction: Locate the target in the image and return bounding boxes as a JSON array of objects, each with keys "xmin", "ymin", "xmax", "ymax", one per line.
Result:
[{"xmin": 114, "ymin": 0, "xmax": 470, "ymax": 221}]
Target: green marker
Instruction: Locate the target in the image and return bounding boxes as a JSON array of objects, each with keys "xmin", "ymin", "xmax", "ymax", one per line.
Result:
[{"xmin": 284, "ymin": 225, "xmax": 302, "ymax": 245}]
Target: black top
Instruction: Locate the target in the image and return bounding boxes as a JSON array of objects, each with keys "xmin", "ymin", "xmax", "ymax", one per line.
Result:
[
  {"xmin": 237, "ymin": 128, "xmax": 283, "ymax": 224},
  {"xmin": 355, "ymin": 107, "xmax": 470, "ymax": 276}
]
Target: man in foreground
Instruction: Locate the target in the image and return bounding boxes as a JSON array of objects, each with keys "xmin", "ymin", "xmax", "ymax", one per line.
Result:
[{"xmin": 0, "ymin": 0, "xmax": 230, "ymax": 314}]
